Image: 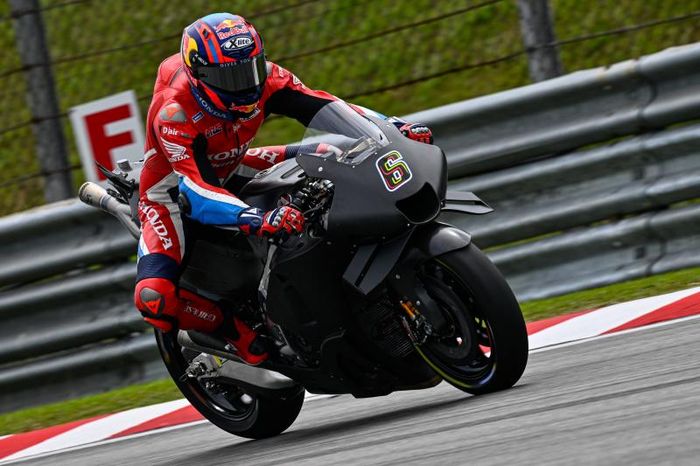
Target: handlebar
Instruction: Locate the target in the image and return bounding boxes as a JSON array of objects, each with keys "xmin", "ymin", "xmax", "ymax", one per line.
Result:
[{"xmin": 79, "ymin": 182, "xmax": 141, "ymax": 239}]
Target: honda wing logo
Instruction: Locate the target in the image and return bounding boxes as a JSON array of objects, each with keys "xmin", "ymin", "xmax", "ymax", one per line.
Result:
[
  {"xmin": 161, "ymin": 138, "xmax": 189, "ymax": 162},
  {"xmin": 376, "ymin": 150, "xmax": 412, "ymax": 192}
]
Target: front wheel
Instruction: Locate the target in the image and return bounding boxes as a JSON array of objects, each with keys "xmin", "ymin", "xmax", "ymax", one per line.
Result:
[
  {"xmin": 155, "ymin": 331, "xmax": 305, "ymax": 439},
  {"xmin": 408, "ymin": 244, "xmax": 528, "ymax": 395}
]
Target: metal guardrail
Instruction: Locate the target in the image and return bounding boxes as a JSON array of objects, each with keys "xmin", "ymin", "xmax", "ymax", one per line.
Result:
[
  {"xmin": 2, "ymin": 43, "xmax": 700, "ymax": 412},
  {"xmin": 411, "ymin": 42, "xmax": 700, "ymax": 177},
  {"xmin": 490, "ymin": 203, "xmax": 700, "ymax": 300},
  {"xmin": 450, "ymin": 123, "xmax": 700, "ymax": 248},
  {"xmin": 0, "ymin": 201, "xmax": 134, "ymax": 287}
]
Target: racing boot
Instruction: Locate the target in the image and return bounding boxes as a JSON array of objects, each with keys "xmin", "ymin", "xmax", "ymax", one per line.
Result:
[
  {"xmin": 218, "ymin": 315, "xmax": 270, "ymax": 366},
  {"xmin": 176, "ymin": 288, "xmax": 269, "ymax": 365}
]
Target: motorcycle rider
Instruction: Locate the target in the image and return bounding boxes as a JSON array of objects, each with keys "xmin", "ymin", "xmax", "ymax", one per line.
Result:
[{"xmin": 135, "ymin": 12, "xmax": 434, "ymax": 365}]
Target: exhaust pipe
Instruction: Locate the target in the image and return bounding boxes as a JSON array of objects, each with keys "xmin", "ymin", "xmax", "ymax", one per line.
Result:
[
  {"xmin": 176, "ymin": 331, "xmax": 297, "ymax": 391},
  {"xmin": 79, "ymin": 182, "xmax": 141, "ymax": 239}
]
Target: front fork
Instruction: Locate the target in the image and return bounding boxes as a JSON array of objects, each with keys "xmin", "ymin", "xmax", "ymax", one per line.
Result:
[
  {"xmin": 398, "ymin": 300, "xmax": 433, "ymax": 345},
  {"xmin": 389, "ymin": 266, "xmax": 445, "ymax": 346},
  {"xmin": 387, "ymin": 222, "xmax": 473, "ymax": 346}
]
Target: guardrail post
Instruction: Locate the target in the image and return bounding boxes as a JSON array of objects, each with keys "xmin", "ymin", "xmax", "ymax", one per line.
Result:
[
  {"xmin": 516, "ymin": 0, "xmax": 564, "ymax": 82},
  {"xmin": 9, "ymin": 0, "xmax": 73, "ymax": 202}
]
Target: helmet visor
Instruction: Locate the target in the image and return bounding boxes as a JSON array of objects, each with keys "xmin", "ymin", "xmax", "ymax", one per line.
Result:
[{"xmin": 197, "ymin": 55, "xmax": 267, "ymax": 93}]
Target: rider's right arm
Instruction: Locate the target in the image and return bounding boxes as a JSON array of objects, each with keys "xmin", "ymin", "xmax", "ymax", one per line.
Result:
[{"xmin": 154, "ymin": 102, "xmax": 250, "ymax": 225}]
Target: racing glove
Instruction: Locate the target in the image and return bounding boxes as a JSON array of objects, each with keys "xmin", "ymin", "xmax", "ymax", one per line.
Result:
[
  {"xmin": 388, "ymin": 116, "xmax": 434, "ymax": 145},
  {"xmin": 399, "ymin": 122, "xmax": 433, "ymax": 145},
  {"xmin": 238, "ymin": 206, "xmax": 305, "ymax": 238}
]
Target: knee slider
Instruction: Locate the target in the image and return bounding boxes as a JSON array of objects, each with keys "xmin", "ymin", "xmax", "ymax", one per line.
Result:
[{"xmin": 135, "ymin": 277, "xmax": 178, "ymax": 331}]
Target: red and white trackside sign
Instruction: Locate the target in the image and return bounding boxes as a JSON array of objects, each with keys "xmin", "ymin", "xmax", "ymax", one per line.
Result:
[{"xmin": 70, "ymin": 90, "xmax": 144, "ymax": 182}]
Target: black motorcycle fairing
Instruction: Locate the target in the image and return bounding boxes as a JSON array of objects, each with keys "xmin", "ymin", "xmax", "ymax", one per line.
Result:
[
  {"xmin": 342, "ymin": 228, "xmax": 414, "ymax": 296},
  {"xmin": 268, "ymin": 328, "xmax": 439, "ymax": 397},
  {"xmin": 239, "ymin": 158, "xmax": 307, "ymax": 210},
  {"xmin": 178, "ymin": 220, "xmax": 264, "ymax": 298},
  {"xmin": 265, "ymin": 235, "xmax": 354, "ymax": 352},
  {"xmin": 442, "ymin": 191, "xmax": 493, "ymax": 215},
  {"xmin": 263, "ymin": 233, "xmax": 439, "ymax": 396},
  {"xmin": 239, "ymin": 158, "xmax": 306, "ymax": 195},
  {"xmin": 341, "ymin": 221, "xmax": 471, "ymax": 297},
  {"xmin": 296, "ymin": 120, "xmax": 446, "ymax": 239}
]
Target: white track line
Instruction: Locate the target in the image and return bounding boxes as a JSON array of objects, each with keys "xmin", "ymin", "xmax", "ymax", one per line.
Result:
[{"xmin": 528, "ymin": 287, "xmax": 700, "ymax": 349}]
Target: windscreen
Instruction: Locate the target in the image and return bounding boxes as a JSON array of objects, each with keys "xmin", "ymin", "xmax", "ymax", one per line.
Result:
[{"xmin": 300, "ymin": 101, "xmax": 390, "ymax": 165}]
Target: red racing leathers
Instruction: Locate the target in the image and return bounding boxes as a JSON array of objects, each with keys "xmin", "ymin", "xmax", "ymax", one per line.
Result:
[
  {"xmin": 135, "ymin": 54, "xmax": 347, "ymax": 363},
  {"xmin": 138, "ymin": 54, "xmax": 341, "ymax": 264}
]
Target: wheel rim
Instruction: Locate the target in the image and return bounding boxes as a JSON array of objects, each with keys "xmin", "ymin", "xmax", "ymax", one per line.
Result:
[
  {"xmin": 415, "ymin": 260, "xmax": 497, "ymax": 389},
  {"xmin": 163, "ymin": 335, "xmax": 258, "ymax": 422},
  {"xmin": 193, "ymin": 373, "xmax": 258, "ymax": 422}
]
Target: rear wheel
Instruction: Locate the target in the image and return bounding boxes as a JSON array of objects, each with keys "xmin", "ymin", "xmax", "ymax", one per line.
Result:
[
  {"xmin": 409, "ymin": 244, "xmax": 528, "ymax": 394},
  {"xmin": 155, "ymin": 331, "xmax": 305, "ymax": 439}
]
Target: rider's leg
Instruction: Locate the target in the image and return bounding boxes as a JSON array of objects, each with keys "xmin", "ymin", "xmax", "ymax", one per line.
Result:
[
  {"xmin": 135, "ymin": 167, "xmax": 268, "ymax": 364},
  {"xmin": 135, "ymin": 252, "xmax": 269, "ymax": 365}
]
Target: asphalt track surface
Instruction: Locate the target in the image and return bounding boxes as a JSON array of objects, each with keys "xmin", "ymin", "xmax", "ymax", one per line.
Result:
[{"xmin": 18, "ymin": 318, "xmax": 700, "ymax": 465}]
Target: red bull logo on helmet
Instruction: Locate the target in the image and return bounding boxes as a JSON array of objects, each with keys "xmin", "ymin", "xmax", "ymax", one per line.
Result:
[
  {"xmin": 216, "ymin": 19, "xmax": 246, "ymax": 40},
  {"xmin": 215, "ymin": 19, "xmax": 238, "ymax": 31}
]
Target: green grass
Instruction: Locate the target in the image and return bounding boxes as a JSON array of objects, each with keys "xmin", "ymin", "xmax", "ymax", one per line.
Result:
[
  {"xmin": 2, "ymin": 0, "xmax": 700, "ymax": 215},
  {"xmin": 2, "ymin": 265, "xmax": 699, "ymax": 435},
  {"xmin": 521, "ymin": 267, "xmax": 700, "ymax": 322},
  {"xmin": 0, "ymin": 379, "xmax": 182, "ymax": 436}
]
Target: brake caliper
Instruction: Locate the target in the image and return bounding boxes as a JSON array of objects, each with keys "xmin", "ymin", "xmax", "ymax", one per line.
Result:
[{"xmin": 399, "ymin": 300, "xmax": 434, "ymax": 345}]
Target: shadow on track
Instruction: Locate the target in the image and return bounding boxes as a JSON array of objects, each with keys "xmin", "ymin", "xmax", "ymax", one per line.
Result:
[{"xmin": 177, "ymin": 393, "xmax": 476, "ymax": 465}]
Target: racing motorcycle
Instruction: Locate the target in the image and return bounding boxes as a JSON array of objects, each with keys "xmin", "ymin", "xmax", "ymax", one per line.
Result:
[{"xmin": 79, "ymin": 101, "xmax": 528, "ymax": 440}]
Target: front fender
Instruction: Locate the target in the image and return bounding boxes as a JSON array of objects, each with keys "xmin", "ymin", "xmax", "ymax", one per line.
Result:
[
  {"xmin": 410, "ymin": 222, "xmax": 472, "ymax": 258},
  {"xmin": 386, "ymin": 223, "xmax": 472, "ymax": 331}
]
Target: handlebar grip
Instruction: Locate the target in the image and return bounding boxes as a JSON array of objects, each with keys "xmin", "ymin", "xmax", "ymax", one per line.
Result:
[
  {"xmin": 79, "ymin": 182, "xmax": 109, "ymax": 210},
  {"xmin": 79, "ymin": 182, "xmax": 129, "ymax": 214}
]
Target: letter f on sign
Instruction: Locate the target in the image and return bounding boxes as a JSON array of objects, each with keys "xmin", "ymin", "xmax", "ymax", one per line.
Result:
[
  {"xmin": 70, "ymin": 90, "xmax": 145, "ymax": 182},
  {"xmin": 84, "ymin": 105, "xmax": 134, "ymax": 178}
]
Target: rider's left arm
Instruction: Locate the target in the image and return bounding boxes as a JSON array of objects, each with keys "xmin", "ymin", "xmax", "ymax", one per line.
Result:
[
  {"xmin": 262, "ymin": 62, "xmax": 433, "ymax": 144},
  {"xmin": 350, "ymin": 105, "xmax": 434, "ymax": 145}
]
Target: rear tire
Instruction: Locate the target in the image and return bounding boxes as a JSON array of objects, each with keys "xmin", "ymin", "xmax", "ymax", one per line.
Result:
[
  {"xmin": 411, "ymin": 244, "xmax": 528, "ymax": 395},
  {"xmin": 155, "ymin": 331, "xmax": 304, "ymax": 439}
]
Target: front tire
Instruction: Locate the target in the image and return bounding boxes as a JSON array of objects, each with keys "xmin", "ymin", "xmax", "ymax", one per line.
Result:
[
  {"xmin": 411, "ymin": 244, "xmax": 528, "ymax": 395},
  {"xmin": 155, "ymin": 331, "xmax": 305, "ymax": 439}
]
